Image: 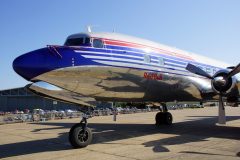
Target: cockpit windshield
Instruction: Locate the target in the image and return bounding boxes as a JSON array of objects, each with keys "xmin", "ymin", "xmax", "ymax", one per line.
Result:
[{"xmin": 64, "ymin": 37, "xmax": 90, "ymax": 46}]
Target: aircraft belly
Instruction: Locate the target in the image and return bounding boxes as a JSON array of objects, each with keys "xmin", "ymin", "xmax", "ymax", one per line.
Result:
[{"xmin": 34, "ymin": 66, "xmax": 208, "ymax": 102}]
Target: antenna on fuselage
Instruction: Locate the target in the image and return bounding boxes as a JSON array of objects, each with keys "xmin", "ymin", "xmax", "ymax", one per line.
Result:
[
  {"xmin": 87, "ymin": 25, "xmax": 92, "ymax": 32},
  {"xmin": 86, "ymin": 25, "xmax": 100, "ymax": 33}
]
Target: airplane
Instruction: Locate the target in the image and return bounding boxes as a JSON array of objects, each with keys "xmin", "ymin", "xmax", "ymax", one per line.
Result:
[{"xmin": 12, "ymin": 31, "xmax": 240, "ymax": 148}]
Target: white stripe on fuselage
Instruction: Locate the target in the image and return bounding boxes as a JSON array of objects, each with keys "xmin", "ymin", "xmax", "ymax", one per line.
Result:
[
  {"xmin": 74, "ymin": 46, "xmax": 224, "ymax": 77},
  {"xmin": 93, "ymin": 60, "xmax": 195, "ymax": 77},
  {"xmin": 75, "ymin": 50, "xmax": 143, "ymax": 59},
  {"xmin": 75, "ymin": 46, "xmax": 221, "ymax": 71},
  {"xmin": 79, "ymin": 52, "xmax": 187, "ymax": 72},
  {"xmin": 76, "ymin": 47, "xmax": 190, "ymax": 66}
]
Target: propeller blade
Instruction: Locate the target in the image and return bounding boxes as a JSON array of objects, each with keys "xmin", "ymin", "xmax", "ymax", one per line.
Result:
[
  {"xmin": 186, "ymin": 63, "xmax": 213, "ymax": 79},
  {"xmin": 218, "ymin": 95, "xmax": 226, "ymax": 125},
  {"xmin": 226, "ymin": 63, "xmax": 240, "ymax": 79}
]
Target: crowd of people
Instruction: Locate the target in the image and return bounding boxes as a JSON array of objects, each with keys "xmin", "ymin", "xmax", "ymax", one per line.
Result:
[{"xmin": 0, "ymin": 104, "xmax": 204, "ymax": 124}]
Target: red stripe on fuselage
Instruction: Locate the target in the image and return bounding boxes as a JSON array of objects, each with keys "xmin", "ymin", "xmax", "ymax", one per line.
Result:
[{"xmin": 103, "ymin": 38, "xmax": 194, "ymax": 61}]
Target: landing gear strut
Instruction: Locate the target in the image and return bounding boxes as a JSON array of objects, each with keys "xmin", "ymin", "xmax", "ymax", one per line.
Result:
[
  {"xmin": 155, "ymin": 103, "xmax": 173, "ymax": 125},
  {"xmin": 69, "ymin": 112, "xmax": 93, "ymax": 148}
]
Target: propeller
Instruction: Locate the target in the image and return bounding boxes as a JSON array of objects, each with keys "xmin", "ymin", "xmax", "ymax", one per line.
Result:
[
  {"xmin": 186, "ymin": 63, "xmax": 213, "ymax": 79},
  {"xmin": 186, "ymin": 63, "xmax": 240, "ymax": 124},
  {"xmin": 226, "ymin": 63, "xmax": 240, "ymax": 79}
]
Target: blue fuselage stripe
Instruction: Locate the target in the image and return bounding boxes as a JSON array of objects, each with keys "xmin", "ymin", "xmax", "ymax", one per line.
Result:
[
  {"xmin": 77, "ymin": 51, "xmax": 187, "ymax": 72},
  {"xmin": 78, "ymin": 46, "xmax": 221, "ymax": 71},
  {"xmin": 75, "ymin": 46, "xmax": 221, "ymax": 77}
]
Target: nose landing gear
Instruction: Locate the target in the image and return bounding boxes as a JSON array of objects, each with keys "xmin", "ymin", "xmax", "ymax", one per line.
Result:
[
  {"xmin": 69, "ymin": 113, "xmax": 93, "ymax": 148},
  {"xmin": 155, "ymin": 103, "xmax": 173, "ymax": 126}
]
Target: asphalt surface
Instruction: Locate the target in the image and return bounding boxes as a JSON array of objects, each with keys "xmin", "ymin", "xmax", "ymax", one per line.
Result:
[{"xmin": 0, "ymin": 107, "xmax": 240, "ymax": 160}]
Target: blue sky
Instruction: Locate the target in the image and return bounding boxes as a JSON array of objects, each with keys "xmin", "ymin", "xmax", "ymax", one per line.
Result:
[{"xmin": 0, "ymin": 0, "xmax": 240, "ymax": 90}]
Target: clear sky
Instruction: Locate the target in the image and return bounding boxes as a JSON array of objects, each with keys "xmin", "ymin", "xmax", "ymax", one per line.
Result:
[{"xmin": 0, "ymin": 0, "xmax": 240, "ymax": 90}]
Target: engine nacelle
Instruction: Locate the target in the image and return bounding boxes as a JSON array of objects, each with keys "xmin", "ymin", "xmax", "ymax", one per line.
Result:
[{"xmin": 211, "ymin": 70, "xmax": 237, "ymax": 94}]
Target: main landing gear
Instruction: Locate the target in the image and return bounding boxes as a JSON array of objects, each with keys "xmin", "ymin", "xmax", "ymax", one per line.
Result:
[
  {"xmin": 69, "ymin": 113, "xmax": 93, "ymax": 148},
  {"xmin": 155, "ymin": 103, "xmax": 173, "ymax": 125}
]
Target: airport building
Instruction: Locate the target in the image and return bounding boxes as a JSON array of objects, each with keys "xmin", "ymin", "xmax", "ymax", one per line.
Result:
[
  {"xmin": 0, "ymin": 87, "xmax": 79, "ymax": 112},
  {"xmin": 0, "ymin": 87, "xmax": 113, "ymax": 112}
]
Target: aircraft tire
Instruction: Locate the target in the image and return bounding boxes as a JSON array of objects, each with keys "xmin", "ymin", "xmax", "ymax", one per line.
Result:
[
  {"xmin": 155, "ymin": 112, "xmax": 173, "ymax": 125},
  {"xmin": 69, "ymin": 123, "xmax": 92, "ymax": 148},
  {"xmin": 164, "ymin": 112, "xmax": 173, "ymax": 125},
  {"xmin": 155, "ymin": 112, "xmax": 165, "ymax": 125}
]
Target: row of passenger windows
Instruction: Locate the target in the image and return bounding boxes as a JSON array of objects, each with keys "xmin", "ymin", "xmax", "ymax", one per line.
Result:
[
  {"xmin": 144, "ymin": 55, "xmax": 217, "ymax": 74},
  {"xmin": 64, "ymin": 37, "xmax": 104, "ymax": 48}
]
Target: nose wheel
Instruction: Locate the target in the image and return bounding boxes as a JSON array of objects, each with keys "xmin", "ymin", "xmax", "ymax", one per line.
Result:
[
  {"xmin": 155, "ymin": 112, "xmax": 173, "ymax": 125},
  {"xmin": 155, "ymin": 103, "xmax": 173, "ymax": 125},
  {"xmin": 69, "ymin": 113, "xmax": 93, "ymax": 148}
]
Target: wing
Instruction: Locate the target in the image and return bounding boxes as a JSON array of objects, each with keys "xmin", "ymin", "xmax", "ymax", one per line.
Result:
[{"xmin": 26, "ymin": 81, "xmax": 97, "ymax": 107}]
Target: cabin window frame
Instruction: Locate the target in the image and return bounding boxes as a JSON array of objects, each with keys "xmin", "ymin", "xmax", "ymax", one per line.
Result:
[
  {"xmin": 158, "ymin": 57, "xmax": 165, "ymax": 66},
  {"xmin": 144, "ymin": 54, "xmax": 151, "ymax": 63},
  {"xmin": 92, "ymin": 38, "xmax": 105, "ymax": 48}
]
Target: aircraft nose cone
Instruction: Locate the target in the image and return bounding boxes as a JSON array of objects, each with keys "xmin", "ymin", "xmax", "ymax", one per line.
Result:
[
  {"xmin": 13, "ymin": 53, "xmax": 36, "ymax": 80},
  {"xmin": 13, "ymin": 48, "xmax": 52, "ymax": 81}
]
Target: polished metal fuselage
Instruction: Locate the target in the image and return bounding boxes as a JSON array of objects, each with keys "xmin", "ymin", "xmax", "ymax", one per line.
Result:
[
  {"xmin": 30, "ymin": 65, "xmax": 223, "ymax": 104},
  {"xmin": 18, "ymin": 32, "xmax": 240, "ymax": 106}
]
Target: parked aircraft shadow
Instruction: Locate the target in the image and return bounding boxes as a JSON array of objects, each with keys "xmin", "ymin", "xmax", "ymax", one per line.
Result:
[{"xmin": 0, "ymin": 116, "xmax": 239, "ymax": 158}]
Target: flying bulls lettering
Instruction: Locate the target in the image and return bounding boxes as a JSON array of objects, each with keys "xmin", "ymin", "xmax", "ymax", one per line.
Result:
[{"xmin": 144, "ymin": 72, "xmax": 163, "ymax": 80}]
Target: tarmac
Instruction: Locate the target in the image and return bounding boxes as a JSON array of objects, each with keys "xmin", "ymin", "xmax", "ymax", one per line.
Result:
[{"xmin": 0, "ymin": 107, "xmax": 240, "ymax": 160}]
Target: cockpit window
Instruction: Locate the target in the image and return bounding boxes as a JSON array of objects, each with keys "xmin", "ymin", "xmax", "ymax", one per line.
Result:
[
  {"xmin": 85, "ymin": 38, "xmax": 90, "ymax": 44},
  {"xmin": 65, "ymin": 38, "xmax": 84, "ymax": 46},
  {"xmin": 93, "ymin": 39, "xmax": 104, "ymax": 48},
  {"xmin": 64, "ymin": 37, "xmax": 90, "ymax": 46}
]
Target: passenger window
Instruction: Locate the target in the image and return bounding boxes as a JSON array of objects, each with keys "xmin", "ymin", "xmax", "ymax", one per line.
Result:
[
  {"xmin": 93, "ymin": 39, "xmax": 104, "ymax": 48},
  {"xmin": 158, "ymin": 57, "xmax": 164, "ymax": 66},
  {"xmin": 144, "ymin": 55, "xmax": 151, "ymax": 63}
]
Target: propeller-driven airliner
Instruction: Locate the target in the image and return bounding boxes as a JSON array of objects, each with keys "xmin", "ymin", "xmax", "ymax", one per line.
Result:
[{"xmin": 13, "ymin": 31, "xmax": 240, "ymax": 148}]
